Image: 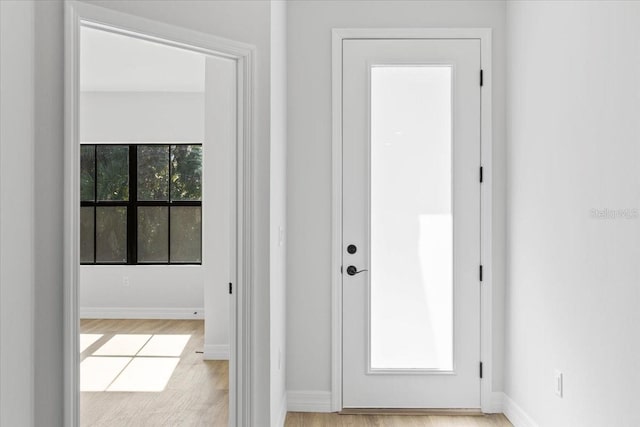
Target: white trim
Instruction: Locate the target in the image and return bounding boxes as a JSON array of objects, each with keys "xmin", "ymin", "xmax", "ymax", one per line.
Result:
[
  {"xmin": 333, "ymin": 27, "xmax": 494, "ymax": 40},
  {"xmin": 79, "ymin": 307, "xmax": 205, "ymax": 320},
  {"xmin": 331, "ymin": 28, "xmax": 494, "ymax": 413},
  {"xmin": 204, "ymin": 344, "xmax": 230, "ymax": 360},
  {"xmin": 80, "ymin": 141, "xmax": 203, "ymax": 145},
  {"xmin": 287, "ymin": 391, "xmax": 333, "ymax": 413},
  {"xmin": 503, "ymin": 394, "xmax": 540, "ymax": 427},
  {"xmin": 330, "ymin": 28, "xmax": 344, "ymax": 414},
  {"xmin": 478, "ymin": 29, "xmax": 495, "ymax": 415},
  {"xmin": 64, "ymin": 2, "xmax": 256, "ymax": 426},
  {"xmin": 276, "ymin": 392, "xmax": 288, "ymax": 427}
]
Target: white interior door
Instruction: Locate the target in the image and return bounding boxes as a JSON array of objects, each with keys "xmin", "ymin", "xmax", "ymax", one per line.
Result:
[{"xmin": 342, "ymin": 39, "xmax": 481, "ymax": 408}]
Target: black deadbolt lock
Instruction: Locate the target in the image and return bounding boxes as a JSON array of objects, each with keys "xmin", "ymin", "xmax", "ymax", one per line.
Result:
[{"xmin": 347, "ymin": 244, "xmax": 357, "ymax": 254}]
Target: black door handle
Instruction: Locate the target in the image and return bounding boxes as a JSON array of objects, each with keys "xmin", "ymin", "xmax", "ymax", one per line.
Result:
[{"xmin": 346, "ymin": 265, "xmax": 368, "ymax": 276}]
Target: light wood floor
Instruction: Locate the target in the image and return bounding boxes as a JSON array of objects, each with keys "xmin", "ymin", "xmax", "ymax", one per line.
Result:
[
  {"xmin": 285, "ymin": 413, "xmax": 513, "ymax": 427},
  {"xmin": 80, "ymin": 319, "xmax": 228, "ymax": 427},
  {"xmin": 81, "ymin": 319, "xmax": 511, "ymax": 427}
]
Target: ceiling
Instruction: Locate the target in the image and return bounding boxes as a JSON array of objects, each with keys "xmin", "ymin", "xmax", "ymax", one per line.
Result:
[{"xmin": 80, "ymin": 26, "xmax": 205, "ymax": 92}]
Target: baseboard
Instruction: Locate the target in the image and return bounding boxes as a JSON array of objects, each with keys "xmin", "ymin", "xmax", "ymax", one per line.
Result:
[
  {"xmin": 287, "ymin": 390, "xmax": 332, "ymax": 413},
  {"xmin": 277, "ymin": 392, "xmax": 288, "ymax": 427},
  {"xmin": 341, "ymin": 408, "xmax": 482, "ymax": 416},
  {"xmin": 482, "ymin": 391, "xmax": 504, "ymax": 414},
  {"xmin": 285, "ymin": 390, "xmax": 504, "ymax": 415},
  {"xmin": 503, "ymin": 394, "xmax": 539, "ymax": 427},
  {"xmin": 80, "ymin": 307, "xmax": 204, "ymax": 320},
  {"xmin": 203, "ymin": 344, "xmax": 229, "ymax": 360}
]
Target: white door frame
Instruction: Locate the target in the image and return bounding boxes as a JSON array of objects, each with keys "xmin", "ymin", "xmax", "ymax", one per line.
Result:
[
  {"xmin": 63, "ymin": 2, "xmax": 256, "ymax": 425},
  {"xmin": 331, "ymin": 28, "xmax": 495, "ymax": 413}
]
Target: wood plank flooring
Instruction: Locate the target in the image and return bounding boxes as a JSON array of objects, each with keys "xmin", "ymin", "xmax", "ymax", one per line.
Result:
[
  {"xmin": 285, "ymin": 413, "xmax": 513, "ymax": 427},
  {"xmin": 80, "ymin": 319, "xmax": 228, "ymax": 427},
  {"xmin": 81, "ymin": 319, "xmax": 512, "ymax": 427}
]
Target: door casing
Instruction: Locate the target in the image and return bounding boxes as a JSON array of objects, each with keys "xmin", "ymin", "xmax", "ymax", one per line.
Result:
[
  {"xmin": 64, "ymin": 2, "xmax": 257, "ymax": 425},
  {"xmin": 331, "ymin": 28, "xmax": 495, "ymax": 413}
]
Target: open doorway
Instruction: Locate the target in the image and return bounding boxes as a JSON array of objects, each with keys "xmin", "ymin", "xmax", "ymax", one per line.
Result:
[
  {"xmin": 64, "ymin": 3, "xmax": 256, "ymax": 425},
  {"xmin": 77, "ymin": 24, "xmax": 230, "ymax": 426}
]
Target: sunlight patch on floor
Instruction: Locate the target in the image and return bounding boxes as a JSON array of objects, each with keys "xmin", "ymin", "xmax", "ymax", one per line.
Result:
[
  {"xmin": 137, "ymin": 334, "xmax": 190, "ymax": 357},
  {"xmin": 81, "ymin": 357, "xmax": 131, "ymax": 391},
  {"xmin": 93, "ymin": 334, "xmax": 152, "ymax": 356},
  {"xmin": 107, "ymin": 357, "xmax": 181, "ymax": 392},
  {"xmin": 81, "ymin": 334, "xmax": 191, "ymax": 392},
  {"xmin": 79, "ymin": 334, "xmax": 103, "ymax": 353}
]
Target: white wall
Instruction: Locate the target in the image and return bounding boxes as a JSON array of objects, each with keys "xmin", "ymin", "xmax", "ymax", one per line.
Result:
[
  {"xmin": 270, "ymin": 1, "xmax": 288, "ymax": 425},
  {"xmin": 202, "ymin": 55, "xmax": 236, "ymax": 360},
  {"xmin": 80, "ymin": 91, "xmax": 204, "ymax": 142},
  {"xmin": 0, "ymin": 2, "xmax": 36, "ymax": 425},
  {"xmin": 286, "ymin": 0, "xmax": 507, "ymax": 400},
  {"xmin": 80, "ymin": 266, "xmax": 205, "ymax": 317},
  {"xmin": 79, "ymin": 91, "xmax": 207, "ymax": 321},
  {"xmin": 505, "ymin": 2, "xmax": 640, "ymax": 426}
]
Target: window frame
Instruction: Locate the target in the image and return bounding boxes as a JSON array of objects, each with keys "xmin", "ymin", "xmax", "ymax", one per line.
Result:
[{"xmin": 81, "ymin": 143, "xmax": 203, "ymax": 266}]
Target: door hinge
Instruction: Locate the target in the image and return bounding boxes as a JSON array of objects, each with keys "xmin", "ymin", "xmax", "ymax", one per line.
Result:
[
  {"xmin": 479, "ymin": 265, "xmax": 483, "ymax": 282},
  {"xmin": 229, "ymin": 283, "xmax": 233, "ymax": 294},
  {"xmin": 480, "ymin": 69, "xmax": 484, "ymax": 87},
  {"xmin": 479, "ymin": 166, "xmax": 483, "ymax": 183},
  {"xmin": 480, "ymin": 362, "xmax": 483, "ymax": 378}
]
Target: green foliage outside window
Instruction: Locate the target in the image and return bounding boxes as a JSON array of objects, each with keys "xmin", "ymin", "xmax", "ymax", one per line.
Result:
[
  {"xmin": 97, "ymin": 145, "xmax": 129, "ymax": 201},
  {"xmin": 81, "ymin": 144, "xmax": 202, "ymax": 264},
  {"xmin": 171, "ymin": 145, "xmax": 202, "ymax": 201}
]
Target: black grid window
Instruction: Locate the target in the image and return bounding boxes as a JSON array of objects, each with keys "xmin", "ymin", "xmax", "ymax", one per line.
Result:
[{"xmin": 81, "ymin": 144, "xmax": 202, "ymax": 265}]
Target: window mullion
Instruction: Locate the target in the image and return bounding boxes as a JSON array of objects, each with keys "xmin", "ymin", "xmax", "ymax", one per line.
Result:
[
  {"xmin": 168, "ymin": 145, "xmax": 172, "ymax": 263},
  {"xmin": 93, "ymin": 145, "xmax": 97, "ymax": 264},
  {"xmin": 128, "ymin": 145, "xmax": 138, "ymax": 265}
]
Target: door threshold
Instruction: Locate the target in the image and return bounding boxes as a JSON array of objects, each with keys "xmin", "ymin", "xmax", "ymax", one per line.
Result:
[{"xmin": 339, "ymin": 408, "xmax": 483, "ymax": 416}]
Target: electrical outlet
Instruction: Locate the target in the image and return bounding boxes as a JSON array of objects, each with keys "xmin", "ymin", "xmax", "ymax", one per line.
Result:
[
  {"xmin": 554, "ymin": 370, "xmax": 563, "ymax": 397},
  {"xmin": 123, "ymin": 276, "xmax": 130, "ymax": 287}
]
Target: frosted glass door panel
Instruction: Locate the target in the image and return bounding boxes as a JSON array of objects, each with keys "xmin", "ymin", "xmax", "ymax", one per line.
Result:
[{"xmin": 370, "ymin": 66, "xmax": 453, "ymax": 371}]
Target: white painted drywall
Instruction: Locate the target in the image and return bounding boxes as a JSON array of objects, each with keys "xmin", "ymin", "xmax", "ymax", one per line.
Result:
[
  {"xmin": 80, "ymin": 25, "xmax": 206, "ymax": 92},
  {"xmin": 80, "ymin": 92, "xmax": 206, "ymax": 318},
  {"xmin": 270, "ymin": 1, "xmax": 288, "ymax": 425},
  {"xmin": 506, "ymin": 2, "xmax": 640, "ymax": 426},
  {"xmin": 0, "ymin": 2, "xmax": 36, "ymax": 425},
  {"xmin": 286, "ymin": 0, "xmax": 507, "ymax": 398},
  {"xmin": 80, "ymin": 91, "xmax": 204, "ymax": 142},
  {"xmin": 79, "ymin": 91, "xmax": 207, "ymax": 319},
  {"xmin": 203, "ymin": 55, "xmax": 236, "ymax": 360},
  {"xmin": 80, "ymin": 266, "xmax": 205, "ymax": 317}
]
